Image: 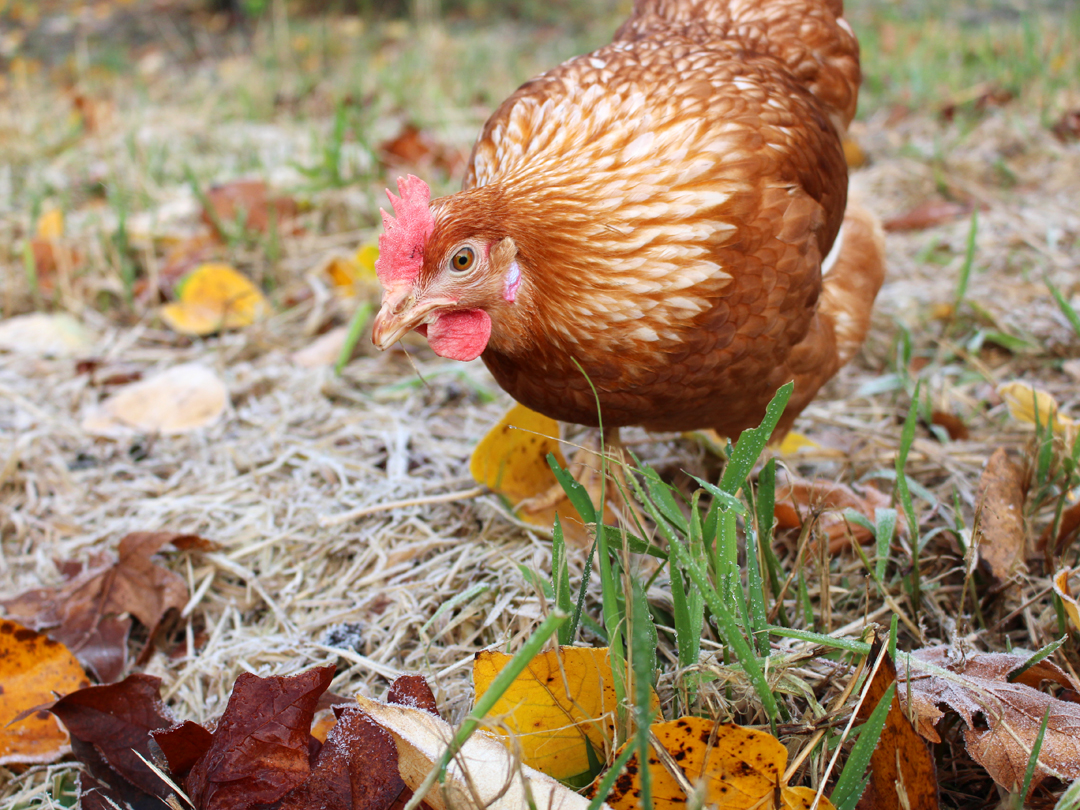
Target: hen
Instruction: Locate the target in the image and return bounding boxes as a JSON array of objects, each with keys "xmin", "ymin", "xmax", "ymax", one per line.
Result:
[{"xmin": 371, "ymin": 0, "xmax": 885, "ymax": 440}]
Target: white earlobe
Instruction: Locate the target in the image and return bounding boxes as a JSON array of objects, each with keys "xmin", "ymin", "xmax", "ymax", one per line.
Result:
[{"xmin": 503, "ymin": 261, "xmax": 522, "ymax": 303}]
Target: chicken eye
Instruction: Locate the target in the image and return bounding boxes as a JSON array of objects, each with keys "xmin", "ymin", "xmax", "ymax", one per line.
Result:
[{"xmin": 450, "ymin": 246, "xmax": 476, "ymax": 273}]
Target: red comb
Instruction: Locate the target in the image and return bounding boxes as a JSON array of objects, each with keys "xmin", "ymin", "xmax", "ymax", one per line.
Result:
[{"xmin": 375, "ymin": 175, "xmax": 434, "ymax": 288}]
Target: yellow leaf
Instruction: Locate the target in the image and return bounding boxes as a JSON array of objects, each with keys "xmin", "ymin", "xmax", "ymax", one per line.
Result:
[
  {"xmin": 777, "ymin": 431, "xmax": 820, "ymax": 455},
  {"xmin": 470, "ymin": 403, "xmax": 567, "ymax": 506},
  {"xmin": 475, "ymin": 646, "xmax": 659, "ymax": 783},
  {"xmin": 1053, "ymin": 568, "xmax": 1080, "ymax": 630},
  {"xmin": 36, "ymin": 208, "xmax": 64, "ymax": 239},
  {"xmin": 0, "ymin": 619, "xmax": 89, "ymax": 765},
  {"xmin": 160, "ymin": 263, "xmax": 268, "ymax": 336},
  {"xmin": 354, "ymin": 243, "xmax": 379, "ymax": 280},
  {"xmin": 998, "ymin": 381, "xmax": 1076, "ymax": 436},
  {"xmin": 597, "ymin": 717, "xmax": 833, "ymax": 810}
]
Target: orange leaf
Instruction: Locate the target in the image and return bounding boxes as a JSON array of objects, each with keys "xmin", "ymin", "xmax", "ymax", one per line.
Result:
[
  {"xmin": 1052, "ymin": 568, "xmax": 1080, "ymax": 631},
  {"xmin": 774, "ymin": 472, "xmax": 891, "ymax": 551},
  {"xmin": 856, "ymin": 640, "xmax": 939, "ymax": 810},
  {"xmin": 470, "ymin": 403, "xmax": 567, "ymax": 507},
  {"xmin": 201, "ymin": 179, "xmax": 299, "ymax": 239},
  {"xmin": 595, "ymin": 717, "xmax": 833, "ymax": 810},
  {"xmin": 0, "ymin": 619, "xmax": 89, "ymax": 765},
  {"xmin": 883, "ymin": 199, "xmax": 974, "ymax": 232},
  {"xmin": 474, "ymin": 646, "xmax": 658, "ymax": 783}
]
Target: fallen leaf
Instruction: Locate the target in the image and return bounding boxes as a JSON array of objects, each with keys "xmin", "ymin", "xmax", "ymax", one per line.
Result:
[
  {"xmin": 82, "ymin": 362, "xmax": 228, "ymax": 436},
  {"xmin": 160, "ymin": 262, "xmax": 268, "ymax": 335},
  {"xmin": 0, "ymin": 532, "xmax": 191, "ymax": 681},
  {"xmin": 356, "ymin": 693, "xmax": 599, "ymax": 810},
  {"xmin": 998, "ymin": 381, "xmax": 1077, "ymax": 441},
  {"xmin": 773, "ymin": 472, "xmax": 892, "ymax": 551},
  {"xmin": 1040, "ymin": 500, "xmax": 1080, "ymax": 556},
  {"xmin": 278, "ymin": 706, "xmax": 405, "ymax": 810},
  {"xmin": 152, "ymin": 720, "xmax": 215, "ymax": 778},
  {"xmin": 899, "ymin": 646, "xmax": 1080, "ymax": 794},
  {"xmin": 930, "ymin": 410, "xmax": 969, "ymax": 441},
  {"xmin": 201, "ymin": 179, "xmax": 299, "ymax": 239},
  {"xmin": 777, "ymin": 431, "xmax": 821, "ymax": 455},
  {"xmin": 51, "ymin": 674, "xmax": 177, "ymax": 800},
  {"xmin": 474, "ymin": 646, "xmax": 658, "ymax": 783},
  {"xmin": 471, "ymin": 404, "xmax": 567, "ymax": 504},
  {"xmin": 595, "ymin": 717, "xmax": 833, "ymax": 810},
  {"xmin": 0, "ymin": 312, "xmax": 94, "ymax": 356},
  {"xmin": 1052, "ymin": 568, "xmax": 1080, "ymax": 631},
  {"xmin": 974, "ymin": 448, "xmax": 1028, "ymax": 581},
  {"xmin": 292, "ymin": 325, "xmax": 349, "ymax": 368},
  {"xmin": 379, "ymin": 123, "xmax": 465, "ymax": 176},
  {"xmin": 855, "ymin": 640, "xmax": 938, "ymax": 810},
  {"xmin": 842, "ymin": 136, "xmax": 867, "ymax": 168},
  {"xmin": 387, "ymin": 674, "xmax": 441, "ymax": 718},
  {"xmin": 1051, "ymin": 110, "xmax": 1080, "ymax": 143},
  {"xmin": 36, "ymin": 208, "xmax": 64, "ymax": 239},
  {"xmin": 184, "ymin": 666, "xmax": 335, "ymax": 809},
  {"xmin": 0, "ymin": 619, "xmax": 89, "ymax": 765},
  {"xmin": 883, "ymin": 199, "xmax": 974, "ymax": 232},
  {"xmin": 324, "ymin": 243, "xmax": 379, "ymax": 297}
]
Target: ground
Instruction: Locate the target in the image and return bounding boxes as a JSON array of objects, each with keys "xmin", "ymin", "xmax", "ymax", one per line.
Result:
[{"xmin": 1, "ymin": 0, "xmax": 1079, "ymax": 807}]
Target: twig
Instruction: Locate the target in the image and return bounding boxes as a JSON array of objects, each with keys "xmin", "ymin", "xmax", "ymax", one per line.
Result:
[{"xmin": 319, "ymin": 486, "xmax": 486, "ymax": 526}]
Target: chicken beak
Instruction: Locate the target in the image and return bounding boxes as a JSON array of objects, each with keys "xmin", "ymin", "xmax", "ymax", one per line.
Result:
[{"xmin": 371, "ymin": 289, "xmax": 454, "ymax": 351}]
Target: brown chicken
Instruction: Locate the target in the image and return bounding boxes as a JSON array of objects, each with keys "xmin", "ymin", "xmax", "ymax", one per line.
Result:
[{"xmin": 371, "ymin": 0, "xmax": 885, "ymax": 440}]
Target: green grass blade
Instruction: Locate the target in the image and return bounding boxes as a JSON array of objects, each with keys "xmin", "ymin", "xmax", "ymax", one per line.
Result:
[
  {"xmin": 765, "ymin": 626, "xmax": 872, "ymax": 654},
  {"xmin": 335, "ymin": 301, "xmax": 372, "ymax": 376},
  {"xmin": 1007, "ymin": 636, "xmax": 1069, "ymax": 682},
  {"xmin": 874, "ymin": 507, "xmax": 897, "ymax": 583},
  {"xmin": 1048, "ymin": 279, "xmax": 1080, "ymax": 338},
  {"xmin": 896, "ymin": 383, "xmax": 922, "ymax": 612},
  {"xmin": 1019, "ymin": 705, "xmax": 1052, "ymax": 806},
  {"xmin": 552, "ymin": 516, "xmax": 574, "ymax": 645},
  {"xmin": 745, "ymin": 518, "xmax": 769, "ymax": 656},
  {"xmin": 720, "ymin": 382, "xmax": 793, "ymax": 495},
  {"xmin": 548, "ymin": 454, "xmax": 598, "ymax": 526},
  {"xmin": 830, "ymin": 683, "xmax": 896, "ymax": 810},
  {"xmin": 631, "ymin": 578, "xmax": 656, "ymax": 810}
]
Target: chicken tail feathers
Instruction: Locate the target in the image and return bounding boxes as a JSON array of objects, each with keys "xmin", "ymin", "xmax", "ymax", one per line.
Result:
[{"xmin": 819, "ymin": 199, "xmax": 886, "ymax": 368}]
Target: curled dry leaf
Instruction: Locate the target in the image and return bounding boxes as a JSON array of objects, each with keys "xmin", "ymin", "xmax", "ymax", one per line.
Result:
[
  {"xmin": 773, "ymin": 471, "xmax": 892, "ymax": 551},
  {"xmin": 474, "ymin": 646, "xmax": 658, "ymax": 783},
  {"xmin": 930, "ymin": 410, "xmax": 969, "ymax": 441},
  {"xmin": 0, "ymin": 312, "xmax": 94, "ymax": 357},
  {"xmin": 356, "ymin": 693, "xmax": 601, "ymax": 810},
  {"xmin": 1042, "ymin": 500, "xmax": 1080, "ymax": 556},
  {"xmin": 0, "ymin": 619, "xmax": 89, "ymax": 765},
  {"xmin": 0, "ymin": 532, "xmax": 191, "ymax": 682},
  {"xmin": 160, "ymin": 263, "xmax": 269, "ymax": 336},
  {"xmin": 1052, "ymin": 568, "xmax": 1080, "ymax": 631},
  {"xmin": 201, "ymin": 179, "xmax": 300, "ymax": 239},
  {"xmin": 974, "ymin": 448, "xmax": 1028, "ymax": 582},
  {"xmin": 82, "ymin": 362, "xmax": 228, "ymax": 437},
  {"xmin": 883, "ymin": 199, "xmax": 974, "ymax": 232},
  {"xmin": 855, "ymin": 639, "xmax": 938, "ymax": 810},
  {"xmin": 594, "ymin": 717, "xmax": 833, "ymax": 810},
  {"xmin": 899, "ymin": 646, "xmax": 1080, "ymax": 794}
]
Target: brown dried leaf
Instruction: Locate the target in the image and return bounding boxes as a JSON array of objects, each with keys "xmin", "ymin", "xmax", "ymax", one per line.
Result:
[
  {"xmin": 201, "ymin": 179, "xmax": 299, "ymax": 239},
  {"xmin": 51, "ymin": 674, "xmax": 176, "ymax": 800},
  {"xmin": 883, "ymin": 199, "xmax": 974, "ymax": 232},
  {"xmin": 930, "ymin": 410, "xmax": 969, "ymax": 441},
  {"xmin": 152, "ymin": 720, "xmax": 215, "ymax": 779},
  {"xmin": 379, "ymin": 123, "xmax": 465, "ymax": 177},
  {"xmin": 773, "ymin": 472, "xmax": 892, "ymax": 551},
  {"xmin": 278, "ymin": 706, "xmax": 405, "ymax": 810},
  {"xmin": 0, "ymin": 532, "xmax": 191, "ymax": 682},
  {"xmin": 1039, "ymin": 500, "xmax": 1080, "ymax": 556},
  {"xmin": 855, "ymin": 640, "xmax": 938, "ymax": 810},
  {"xmin": 1050, "ymin": 110, "xmax": 1080, "ymax": 143},
  {"xmin": 387, "ymin": 674, "xmax": 440, "ymax": 718},
  {"xmin": 184, "ymin": 665, "xmax": 334, "ymax": 810},
  {"xmin": 899, "ymin": 647, "xmax": 1080, "ymax": 794},
  {"xmin": 975, "ymin": 448, "xmax": 1028, "ymax": 581}
]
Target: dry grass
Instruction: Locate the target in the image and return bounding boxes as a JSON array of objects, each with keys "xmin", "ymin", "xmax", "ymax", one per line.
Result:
[{"xmin": 1, "ymin": 0, "xmax": 1079, "ymax": 807}]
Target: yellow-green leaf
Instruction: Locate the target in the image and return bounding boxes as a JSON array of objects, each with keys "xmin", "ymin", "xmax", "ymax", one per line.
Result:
[{"xmin": 161, "ymin": 262, "xmax": 268, "ymax": 335}]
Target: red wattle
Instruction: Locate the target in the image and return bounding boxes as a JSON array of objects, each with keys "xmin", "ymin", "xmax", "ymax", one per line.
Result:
[{"xmin": 426, "ymin": 310, "xmax": 491, "ymax": 361}]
